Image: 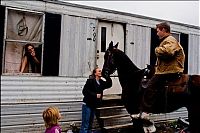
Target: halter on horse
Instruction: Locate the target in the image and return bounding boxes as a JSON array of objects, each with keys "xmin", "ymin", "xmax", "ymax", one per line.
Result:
[{"xmin": 102, "ymin": 41, "xmax": 200, "ymax": 133}]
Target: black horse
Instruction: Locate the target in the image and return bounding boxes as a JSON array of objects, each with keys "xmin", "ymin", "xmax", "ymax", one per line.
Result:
[{"xmin": 102, "ymin": 41, "xmax": 200, "ymax": 133}]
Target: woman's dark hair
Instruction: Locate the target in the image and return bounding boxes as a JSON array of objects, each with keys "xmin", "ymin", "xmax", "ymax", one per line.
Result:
[
  {"xmin": 89, "ymin": 67, "xmax": 98, "ymax": 79},
  {"xmin": 24, "ymin": 43, "xmax": 35, "ymax": 56},
  {"xmin": 23, "ymin": 43, "xmax": 41, "ymax": 73}
]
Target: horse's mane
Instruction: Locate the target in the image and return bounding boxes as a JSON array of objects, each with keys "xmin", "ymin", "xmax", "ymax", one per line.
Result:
[
  {"xmin": 113, "ymin": 49, "xmax": 141, "ymax": 77},
  {"xmin": 112, "ymin": 49, "xmax": 146, "ymax": 113}
]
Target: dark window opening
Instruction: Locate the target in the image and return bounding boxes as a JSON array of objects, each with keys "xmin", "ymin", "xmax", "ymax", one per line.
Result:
[
  {"xmin": 180, "ymin": 33, "xmax": 188, "ymax": 74},
  {"xmin": 150, "ymin": 28, "xmax": 159, "ymax": 66},
  {"xmin": 43, "ymin": 13, "xmax": 61, "ymax": 76},
  {"xmin": 101, "ymin": 27, "xmax": 106, "ymax": 52}
]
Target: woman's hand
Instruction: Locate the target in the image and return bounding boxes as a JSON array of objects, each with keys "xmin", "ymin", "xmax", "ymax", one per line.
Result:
[
  {"xmin": 97, "ymin": 94, "xmax": 101, "ymax": 98},
  {"xmin": 31, "ymin": 51, "xmax": 36, "ymax": 57}
]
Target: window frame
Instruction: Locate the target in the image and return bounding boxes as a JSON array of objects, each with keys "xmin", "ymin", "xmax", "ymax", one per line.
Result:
[
  {"xmin": 171, "ymin": 31, "xmax": 180, "ymax": 42},
  {"xmin": 2, "ymin": 7, "xmax": 45, "ymax": 76}
]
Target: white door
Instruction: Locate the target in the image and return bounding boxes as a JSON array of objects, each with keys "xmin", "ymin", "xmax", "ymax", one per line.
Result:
[{"xmin": 97, "ymin": 22, "xmax": 124, "ymax": 95}]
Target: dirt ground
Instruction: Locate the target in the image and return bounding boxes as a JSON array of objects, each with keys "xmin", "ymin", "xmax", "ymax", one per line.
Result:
[
  {"xmin": 67, "ymin": 119, "xmax": 189, "ymax": 133},
  {"xmin": 106, "ymin": 121, "xmax": 189, "ymax": 133},
  {"xmin": 91, "ymin": 120, "xmax": 189, "ymax": 133}
]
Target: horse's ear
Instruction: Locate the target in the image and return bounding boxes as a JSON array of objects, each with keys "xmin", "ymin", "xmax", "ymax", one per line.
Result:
[
  {"xmin": 114, "ymin": 42, "xmax": 119, "ymax": 49},
  {"xmin": 108, "ymin": 41, "xmax": 113, "ymax": 50}
]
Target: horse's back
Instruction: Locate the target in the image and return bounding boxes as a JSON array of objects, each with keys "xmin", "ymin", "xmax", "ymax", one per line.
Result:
[
  {"xmin": 166, "ymin": 74, "xmax": 189, "ymax": 93},
  {"xmin": 190, "ymin": 75, "xmax": 200, "ymax": 87},
  {"xmin": 164, "ymin": 74, "xmax": 200, "ymax": 93}
]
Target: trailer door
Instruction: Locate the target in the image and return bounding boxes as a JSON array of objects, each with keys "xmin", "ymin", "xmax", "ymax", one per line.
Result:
[{"xmin": 97, "ymin": 22, "xmax": 124, "ymax": 95}]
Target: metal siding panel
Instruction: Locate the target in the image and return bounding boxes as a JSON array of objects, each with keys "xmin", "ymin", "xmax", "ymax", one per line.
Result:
[
  {"xmin": 84, "ymin": 18, "xmax": 97, "ymax": 76},
  {"xmin": 59, "ymin": 15, "xmax": 70, "ymax": 76},
  {"xmin": 1, "ymin": 102, "xmax": 82, "ymax": 115},
  {"xmin": 188, "ymin": 34, "xmax": 200, "ymax": 74},
  {"xmin": 2, "ymin": 112, "xmax": 82, "ymax": 126},
  {"xmin": 1, "ymin": 76, "xmax": 189, "ymax": 132},
  {"xmin": 76, "ymin": 17, "xmax": 97, "ymax": 77},
  {"xmin": 1, "ymin": 76, "xmax": 85, "ymax": 103},
  {"xmin": 78, "ymin": 18, "xmax": 85, "ymax": 76},
  {"xmin": 126, "ymin": 24, "xmax": 151, "ymax": 69},
  {"xmin": 74, "ymin": 17, "xmax": 80, "ymax": 76},
  {"xmin": 77, "ymin": 17, "xmax": 86, "ymax": 76},
  {"xmin": 1, "ymin": 76, "xmax": 86, "ymax": 132},
  {"xmin": 59, "ymin": 15, "xmax": 97, "ymax": 77},
  {"xmin": 69, "ymin": 17, "xmax": 76, "ymax": 76}
]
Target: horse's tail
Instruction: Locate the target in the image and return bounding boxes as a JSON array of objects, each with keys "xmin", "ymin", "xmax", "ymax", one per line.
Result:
[{"xmin": 188, "ymin": 75, "xmax": 200, "ymax": 133}]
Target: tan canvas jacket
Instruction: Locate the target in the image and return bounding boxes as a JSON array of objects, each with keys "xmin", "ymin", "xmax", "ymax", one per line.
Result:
[{"xmin": 155, "ymin": 35, "xmax": 185, "ymax": 74}]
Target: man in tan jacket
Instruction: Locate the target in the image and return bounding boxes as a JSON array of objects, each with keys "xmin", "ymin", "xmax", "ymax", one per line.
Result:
[{"xmin": 138, "ymin": 22, "xmax": 185, "ymax": 119}]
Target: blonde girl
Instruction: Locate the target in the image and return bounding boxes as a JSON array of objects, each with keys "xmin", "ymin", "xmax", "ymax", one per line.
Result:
[{"xmin": 42, "ymin": 106, "xmax": 62, "ymax": 133}]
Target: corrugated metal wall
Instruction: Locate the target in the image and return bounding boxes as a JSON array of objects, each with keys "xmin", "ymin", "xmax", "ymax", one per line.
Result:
[
  {"xmin": 126, "ymin": 24, "xmax": 151, "ymax": 69},
  {"xmin": 188, "ymin": 34, "xmax": 200, "ymax": 74},
  {"xmin": 59, "ymin": 15, "xmax": 97, "ymax": 77},
  {"xmin": 1, "ymin": 76, "xmax": 86, "ymax": 133},
  {"xmin": 1, "ymin": 75, "xmax": 189, "ymax": 133}
]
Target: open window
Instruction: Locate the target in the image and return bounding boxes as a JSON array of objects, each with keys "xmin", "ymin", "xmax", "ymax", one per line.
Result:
[{"xmin": 2, "ymin": 8, "xmax": 44, "ymax": 75}]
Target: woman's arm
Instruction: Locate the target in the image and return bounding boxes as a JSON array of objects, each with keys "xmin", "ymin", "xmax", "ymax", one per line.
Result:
[
  {"xmin": 101, "ymin": 77, "xmax": 112, "ymax": 89},
  {"xmin": 82, "ymin": 79, "xmax": 96, "ymax": 97},
  {"xmin": 32, "ymin": 56, "xmax": 40, "ymax": 64},
  {"xmin": 20, "ymin": 56, "xmax": 28, "ymax": 73}
]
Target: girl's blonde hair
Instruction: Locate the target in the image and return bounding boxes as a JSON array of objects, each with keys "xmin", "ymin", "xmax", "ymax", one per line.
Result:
[{"xmin": 42, "ymin": 106, "xmax": 60, "ymax": 128}]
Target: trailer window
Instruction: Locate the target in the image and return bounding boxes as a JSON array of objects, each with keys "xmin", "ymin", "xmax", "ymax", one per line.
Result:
[
  {"xmin": 101, "ymin": 27, "xmax": 106, "ymax": 52},
  {"xmin": 171, "ymin": 32, "xmax": 180, "ymax": 42},
  {"xmin": 2, "ymin": 9, "xmax": 43, "ymax": 75}
]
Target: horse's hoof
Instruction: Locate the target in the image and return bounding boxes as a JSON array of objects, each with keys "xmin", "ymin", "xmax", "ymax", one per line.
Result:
[
  {"xmin": 130, "ymin": 112, "xmax": 150, "ymax": 120},
  {"xmin": 130, "ymin": 114, "xmax": 140, "ymax": 119}
]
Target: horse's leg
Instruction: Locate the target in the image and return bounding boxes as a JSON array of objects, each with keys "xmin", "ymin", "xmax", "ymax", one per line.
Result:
[
  {"xmin": 188, "ymin": 103, "xmax": 200, "ymax": 133},
  {"xmin": 188, "ymin": 78, "xmax": 200, "ymax": 133},
  {"xmin": 132, "ymin": 118, "xmax": 145, "ymax": 133}
]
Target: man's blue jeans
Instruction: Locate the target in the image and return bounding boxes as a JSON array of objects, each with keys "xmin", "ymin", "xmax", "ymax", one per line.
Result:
[{"xmin": 79, "ymin": 103, "xmax": 95, "ymax": 133}]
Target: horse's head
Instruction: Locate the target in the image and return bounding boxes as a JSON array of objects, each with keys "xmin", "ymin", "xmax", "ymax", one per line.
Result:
[{"xmin": 102, "ymin": 41, "xmax": 118, "ymax": 78}]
